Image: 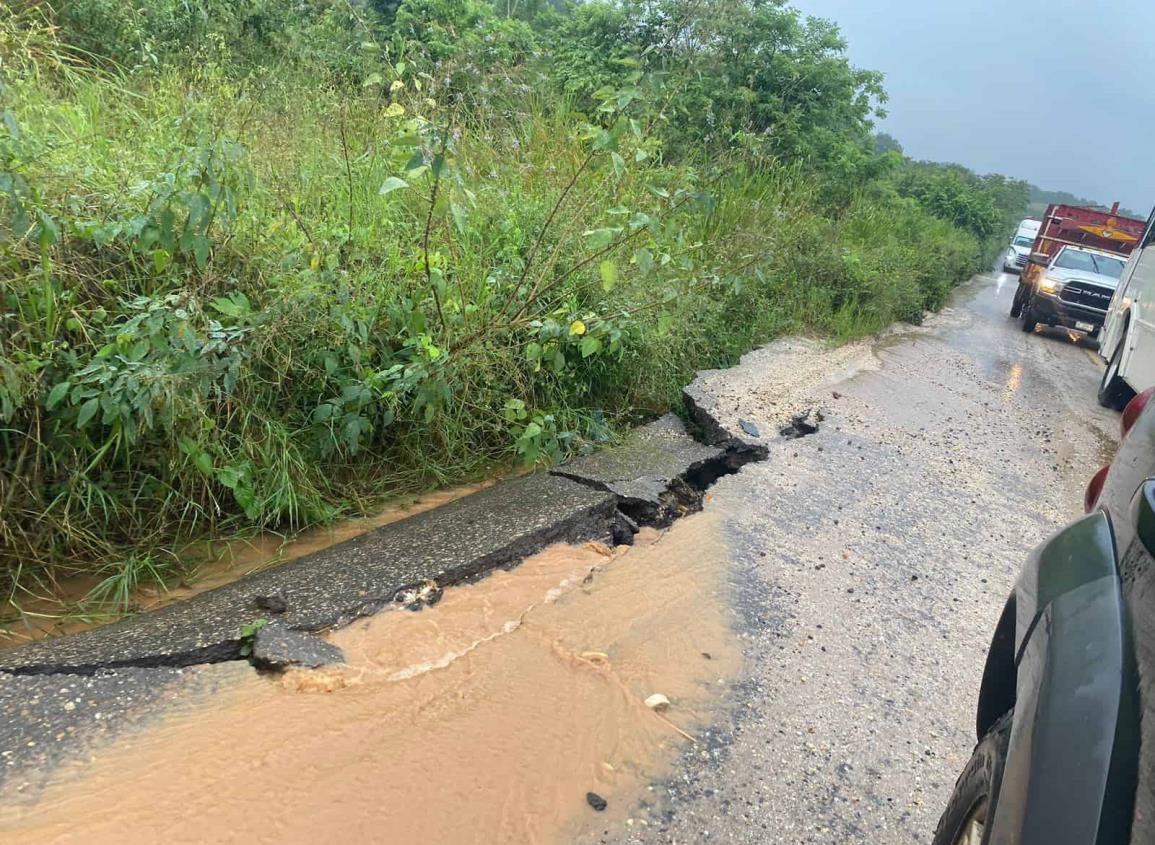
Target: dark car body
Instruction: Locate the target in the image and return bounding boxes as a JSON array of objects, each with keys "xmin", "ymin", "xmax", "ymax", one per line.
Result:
[{"xmin": 965, "ymin": 396, "xmax": 1155, "ymax": 843}]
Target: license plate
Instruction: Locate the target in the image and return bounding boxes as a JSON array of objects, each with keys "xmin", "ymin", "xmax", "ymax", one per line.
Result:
[{"xmin": 1075, "ymin": 321, "xmax": 1095, "ymax": 332}]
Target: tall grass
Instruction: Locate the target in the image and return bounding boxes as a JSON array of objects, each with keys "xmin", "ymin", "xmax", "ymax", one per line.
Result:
[{"xmin": 0, "ymin": 9, "xmax": 987, "ymax": 612}]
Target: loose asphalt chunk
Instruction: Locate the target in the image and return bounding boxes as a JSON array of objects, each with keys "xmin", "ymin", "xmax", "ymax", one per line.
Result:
[
  {"xmin": 0, "ymin": 473, "xmax": 616, "ymax": 675},
  {"xmin": 551, "ymin": 414, "xmax": 725, "ymax": 526},
  {"xmin": 250, "ymin": 621, "xmax": 344, "ymax": 670}
]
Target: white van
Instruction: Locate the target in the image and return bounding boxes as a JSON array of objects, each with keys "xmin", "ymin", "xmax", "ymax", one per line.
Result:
[
  {"xmin": 1003, "ymin": 218, "xmax": 1042, "ymax": 273},
  {"xmin": 1098, "ymin": 206, "xmax": 1155, "ymax": 408}
]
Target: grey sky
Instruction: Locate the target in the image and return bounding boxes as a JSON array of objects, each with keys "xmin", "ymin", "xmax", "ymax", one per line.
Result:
[{"xmin": 791, "ymin": 0, "xmax": 1154, "ymax": 215}]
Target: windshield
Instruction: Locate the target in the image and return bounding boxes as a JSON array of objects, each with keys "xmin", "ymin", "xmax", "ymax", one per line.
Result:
[
  {"xmin": 1012, "ymin": 236, "xmax": 1034, "ymax": 247},
  {"xmin": 1052, "ymin": 248, "xmax": 1125, "ymax": 278}
]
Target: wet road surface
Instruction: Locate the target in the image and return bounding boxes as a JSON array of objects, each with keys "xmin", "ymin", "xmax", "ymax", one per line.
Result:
[
  {"xmin": 601, "ymin": 272, "xmax": 1117, "ymax": 844},
  {"xmin": 0, "ymin": 273, "xmax": 1119, "ymax": 843}
]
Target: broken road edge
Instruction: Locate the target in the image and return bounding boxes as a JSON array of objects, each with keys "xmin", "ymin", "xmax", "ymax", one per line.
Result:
[{"xmin": 0, "ymin": 373, "xmax": 795, "ymax": 677}]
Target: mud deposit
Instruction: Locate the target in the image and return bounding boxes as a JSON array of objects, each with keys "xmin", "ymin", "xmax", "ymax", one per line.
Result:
[{"xmin": 0, "ymin": 513, "xmax": 741, "ymax": 844}]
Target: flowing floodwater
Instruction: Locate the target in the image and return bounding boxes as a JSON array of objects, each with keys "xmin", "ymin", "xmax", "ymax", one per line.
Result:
[{"xmin": 1, "ymin": 512, "xmax": 742, "ymax": 844}]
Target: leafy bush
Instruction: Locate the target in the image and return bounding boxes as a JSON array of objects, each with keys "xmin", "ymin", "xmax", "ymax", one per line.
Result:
[{"xmin": 0, "ymin": 0, "xmax": 1022, "ymax": 610}]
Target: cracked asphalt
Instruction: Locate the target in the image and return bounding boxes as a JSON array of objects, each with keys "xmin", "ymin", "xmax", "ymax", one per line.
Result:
[
  {"xmin": 0, "ymin": 271, "xmax": 1120, "ymax": 843},
  {"xmin": 601, "ymin": 271, "xmax": 1118, "ymax": 844}
]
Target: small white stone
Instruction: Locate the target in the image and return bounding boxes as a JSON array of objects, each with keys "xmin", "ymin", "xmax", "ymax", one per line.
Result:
[{"xmin": 644, "ymin": 693, "xmax": 671, "ymax": 712}]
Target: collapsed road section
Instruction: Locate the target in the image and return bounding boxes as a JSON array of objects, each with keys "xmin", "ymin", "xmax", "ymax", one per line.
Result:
[
  {"xmin": 0, "ymin": 382, "xmax": 793, "ymax": 681},
  {"xmin": 0, "ymin": 376, "xmax": 805, "ymax": 808}
]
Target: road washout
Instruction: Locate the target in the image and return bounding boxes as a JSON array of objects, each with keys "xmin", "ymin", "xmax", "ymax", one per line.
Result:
[
  {"xmin": 0, "ymin": 480, "xmax": 498, "ymax": 649},
  {"xmin": 0, "ymin": 512, "xmax": 742, "ymax": 844}
]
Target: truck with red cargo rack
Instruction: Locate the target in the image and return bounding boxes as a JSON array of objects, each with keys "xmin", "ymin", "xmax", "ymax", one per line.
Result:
[{"xmin": 1010, "ymin": 203, "xmax": 1146, "ymax": 338}]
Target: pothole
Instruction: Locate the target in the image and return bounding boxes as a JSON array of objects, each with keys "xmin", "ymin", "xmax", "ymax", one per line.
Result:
[{"xmin": 779, "ymin": 409, "xmax": 824, "ymax": 439}]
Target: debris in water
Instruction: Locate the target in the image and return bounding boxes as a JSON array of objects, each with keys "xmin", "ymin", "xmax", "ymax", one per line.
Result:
[
  {"xmin": 644, "ymin": 693, "xmax": 671, "ymax": 712},
  {"xmin": 282, "ymin": 666, "xmax": 348, "ymax": 693},
  {"xmin": 738, "ymin": 419, "xmax": 761, "ymax": 438},
  {"xmin": 393, "ymin": 579, "xmax": 443, "ymax": 611},
  {"xmin": 582, "ymin": 541, "xmax": 613, "ymax": 558},
  {"xmin": 586, "ymin": 792, "xmax": 608, "ymax": 812}
]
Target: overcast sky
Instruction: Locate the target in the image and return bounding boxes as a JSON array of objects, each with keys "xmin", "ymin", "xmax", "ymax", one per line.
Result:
[{"xmin": 790, "ymin": 0, "xmax": 1154, "ymax": 215}]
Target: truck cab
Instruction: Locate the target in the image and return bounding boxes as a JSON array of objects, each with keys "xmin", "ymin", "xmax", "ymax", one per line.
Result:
[
  {"xmin": 1003, "ymin": 218, "xmax": 1041, "ymax": 274},
  {"xmin": 1020, "ymin": 245, "xmax": 1127, "ymax": 336},
  {"xmin": 1010, "ymin": 203, "xmax": 1144, "ymax": 337},
  {"xmin": 1099, "ymin": 206, "xmax": 1155, "ymax": 409}
]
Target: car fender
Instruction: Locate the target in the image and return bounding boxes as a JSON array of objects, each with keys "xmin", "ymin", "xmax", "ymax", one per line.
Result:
[
  {"xmin": 976, "ymin": 514, "xmax": 1118, "ymax": 741},
  {"xmin": 1012, "ymin": 513, "xmax": 1117, "ymax": 657},
  {"xmin": 975, "ymin": 593, "xmax": 1017, "ymax": 739},
  {"xmin": 985, "ymin": 512, "xmax": 1137, "ymax": 844}
]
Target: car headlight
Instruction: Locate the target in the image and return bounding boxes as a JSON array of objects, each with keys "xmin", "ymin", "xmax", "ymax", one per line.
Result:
[{"xmin": 1039, "ymin": 275, "xmax": 1059, "ymax": 293}]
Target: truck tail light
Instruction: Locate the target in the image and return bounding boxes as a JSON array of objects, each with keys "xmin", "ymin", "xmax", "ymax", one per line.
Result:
[
  {"xmin": 1085, "ymin": 465, "xmax": 1110, "ymax": 513},
  {"xmin": 1122, "ymin": 387, "xmax": 1155, "ymax": 439}
]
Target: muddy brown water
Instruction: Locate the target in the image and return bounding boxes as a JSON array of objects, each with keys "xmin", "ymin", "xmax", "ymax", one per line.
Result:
[{"xmin": 0, "ymin": 513, "xmax": 741, "ymax": 844}]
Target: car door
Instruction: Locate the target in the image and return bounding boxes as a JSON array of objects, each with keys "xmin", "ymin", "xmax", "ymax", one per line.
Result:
[{"xmin": 1122, "ymin": 215, "xmax": 1155, "ymax": 390}]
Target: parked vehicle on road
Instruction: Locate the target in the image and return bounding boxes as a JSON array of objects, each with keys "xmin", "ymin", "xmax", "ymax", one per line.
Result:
[
  {"xmin": 933, "ymin": 388, "xmax": 1155, "ymax": 845},
  {"xmin": 1002, "ymin": 218, "xmax": 1041, "ymax": 274},
  {"xmin": 1010, "ymin": 203, "xmax": 1145, "ymax": 337},
  {"xmin": 1017, "ymin": 245, "xmax": 1126, "ymax": 336},
  {"xmin": 1099, "ymin": 207, "xmax": 1155, "ymax": 410}
]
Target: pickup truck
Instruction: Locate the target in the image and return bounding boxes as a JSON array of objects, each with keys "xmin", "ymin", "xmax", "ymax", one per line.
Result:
[
  {"xmin": 1010, "ymin": 203, "xmax": 1145, "ymax": 338},
  {"xmin": 1017, "ymin": 245, "xmax": 1127, "ymax": 336}
]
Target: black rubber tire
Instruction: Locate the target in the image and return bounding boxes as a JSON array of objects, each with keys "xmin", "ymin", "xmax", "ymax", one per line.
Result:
[
  {"xmin": 1098, "ymin": 342, "xmax": 1135, "ymax": 410},
  {"xmin": 1010, "ymin": 284, "xmax": 1027, "ymax": 319},
  {"xmin": 932, "ymin": 711, "xmax": 1013, "ymax": 845},
  {"xmin": 1020, "ymin": 300, "xmax": 1037, "ymax": 333}
]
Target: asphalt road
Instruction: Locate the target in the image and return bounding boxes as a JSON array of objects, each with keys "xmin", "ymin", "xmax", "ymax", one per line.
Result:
[
  {"xmin": 604, "ymin": 271, "xmax": 1119, "ymax": 844},
  {"xmin": 1, "ymin": 271, "xmax": 1121, "ymax": 843}
]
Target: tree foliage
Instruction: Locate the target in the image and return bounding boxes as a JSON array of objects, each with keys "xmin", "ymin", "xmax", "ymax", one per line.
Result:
[{"xmin": 0, "ymin": 0, "xmax": 1025, "ymax": 607}]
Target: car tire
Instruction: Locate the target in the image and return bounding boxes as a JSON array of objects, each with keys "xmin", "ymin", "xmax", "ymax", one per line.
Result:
[
  {"xmin": 1098, "ymin": 341, "xmax": 1135, "ymax": 410},
  {"xmin": 1010, "ymin": 284, "xmax": 1027, "ymax": 319},
  {"xmin": 1020, "ymin": 300, "xmax": 1037, "ymax": 333},
  {"xmin": 932, "ymin": 711, "xmax": 1013, "ymax": 845}
]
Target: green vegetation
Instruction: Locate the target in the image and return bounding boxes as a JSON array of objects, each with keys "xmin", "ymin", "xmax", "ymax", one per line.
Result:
[{"xmin": 0, "ymin": 0, "xmax": 1027, "ymax": 612}]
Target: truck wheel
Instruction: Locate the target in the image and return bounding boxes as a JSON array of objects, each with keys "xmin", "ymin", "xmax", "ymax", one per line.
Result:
[
  {"xmin": 1098, "ymin": 343, "xmax": 1135, "ymax": 410},
  {"xmin": 932, "ymin": 711, "xmax": 1013, "ymax": 845},
  {"xmin": 1010, "ymin": 284, "xmax": 1027, "ymax": 318},
  {"xmin": 1020, "ymin": 300, "xmax": 1037, "ymax": 333}
]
